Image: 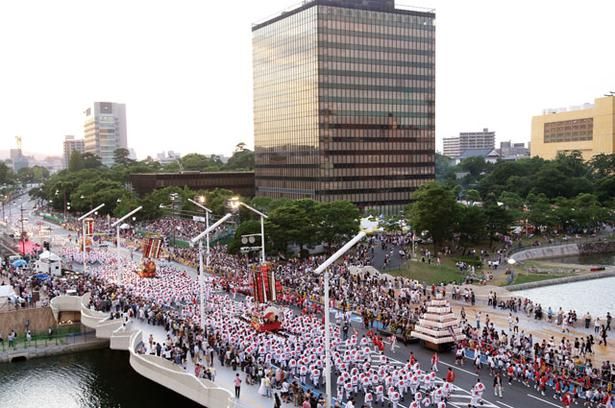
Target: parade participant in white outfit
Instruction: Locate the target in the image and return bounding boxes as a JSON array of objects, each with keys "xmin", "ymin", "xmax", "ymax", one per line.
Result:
[
  {"xmin": 364, "ymin": 391, "xmax": 373, "ymax": 408},
  {"xmin": 390, "ymin": 390, "xmax": 401, "ymax": 408},
  {"xmin": 375, "ymin": 384, "xmax": 385, "ymax": 405}
]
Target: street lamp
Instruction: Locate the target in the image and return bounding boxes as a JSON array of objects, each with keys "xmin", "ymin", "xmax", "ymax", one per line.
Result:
[
  {"xmin": 188, "ymin": 197, "xmax": 213, "ymax": 331},
  {"xmin": 78, "ymin": 203, "xmax": 105, "ymax": 275},
  {"xmin": 314, "ymin": 231, "xmax": 366, "ymax": 408},
  {"xmin": 228, "ymin": 197, "xmax": 268, "ymax": 264},
  {"xmin": 111, "ymin": 206, "xmax": 143, "ymax": 283},
  {"xmin": 190, "ymin": 213, "xmax": 233, "ymax": 329}
]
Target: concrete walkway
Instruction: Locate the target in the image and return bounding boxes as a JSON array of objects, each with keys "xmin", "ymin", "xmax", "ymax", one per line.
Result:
[{"xmin": 132, "ymin": 319, "xmax": 294, "ymax": 408}]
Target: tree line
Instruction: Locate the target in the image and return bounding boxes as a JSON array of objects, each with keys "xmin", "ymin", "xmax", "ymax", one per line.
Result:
[{"xmin": 409, "ymin": 151, "xmax": 615, "ymax": 249}]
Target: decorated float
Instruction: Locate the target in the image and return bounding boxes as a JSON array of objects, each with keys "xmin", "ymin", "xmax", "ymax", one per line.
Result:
[{"xmin": 411, "ymin": 291, "xmax": 465, "ymax": 351}]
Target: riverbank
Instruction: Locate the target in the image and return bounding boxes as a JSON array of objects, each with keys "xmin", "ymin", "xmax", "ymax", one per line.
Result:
[
  {"xmin": 507, "ymin": 269, "xmax": 615, "ymax": 291},
  {"xmin": 0, "ymin": 333, "xmax": 109, "ymax": 363}
]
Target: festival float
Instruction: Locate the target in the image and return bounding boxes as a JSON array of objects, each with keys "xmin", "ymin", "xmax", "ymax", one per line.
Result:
[
  {"xmin": 247, "ymin": 263, "xmax": 285, "ymax": 332},
  {"xmin": 411, "ymin": 291, "xmax": 465, "ymax": 351},
  {"xmin": 138, "ymin": 236, "xmax": 163, "ymax": 278},
  {"xmin": 251, "ymin": 305, "xmax": 283, "ymax": 332}
]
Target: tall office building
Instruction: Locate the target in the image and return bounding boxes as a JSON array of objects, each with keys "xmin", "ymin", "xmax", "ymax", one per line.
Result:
[
  {"xmin": 252, "ymin": 0, "xmax": 436, "ymax": 211},
  {"xmin": 531, "ymin": 96, "xmax": 615, "ymax": 160},
  {"xmin": 83, "ymin": 102, "xmax": 127, "ymax": 166},
  {"xmin": 63, "ymin": 135, "xmax": 85, "ymax": 168}
]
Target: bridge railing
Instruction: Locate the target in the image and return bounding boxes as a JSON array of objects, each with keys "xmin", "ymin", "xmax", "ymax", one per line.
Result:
[{"xmin": 0, "ymin": 327, "xmax": 97, "ymax": 354}]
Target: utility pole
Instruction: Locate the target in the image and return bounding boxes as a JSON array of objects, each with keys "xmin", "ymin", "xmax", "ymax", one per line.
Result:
[{"xmin": 20, "ymin": 204, "xmax": 25, "ymax": 256}]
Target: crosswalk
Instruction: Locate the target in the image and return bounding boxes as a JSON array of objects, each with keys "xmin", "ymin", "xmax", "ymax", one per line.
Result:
[{"xmin": 335, "ymin": 344, "xmax": 503, "ymax": 408}]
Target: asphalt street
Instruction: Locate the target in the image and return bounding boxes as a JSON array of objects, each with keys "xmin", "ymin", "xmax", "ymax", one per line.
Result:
[{"xmin": 4, "ymin": 195, "xmax": 575, "ymax": 408}]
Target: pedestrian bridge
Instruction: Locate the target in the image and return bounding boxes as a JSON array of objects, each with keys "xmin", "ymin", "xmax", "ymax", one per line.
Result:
[{"xmin": 50, "ymin": 294, "xmax": 235, "ymax": 408}]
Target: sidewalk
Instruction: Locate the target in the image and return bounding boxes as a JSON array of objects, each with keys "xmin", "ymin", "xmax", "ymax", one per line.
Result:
[
  {"xmin": 132, "ymin": 320, "xmax": 295, "ymax": 408},
  {"xmin": 450, "ymin": 300, "xmax": 615, "ymax": 363}
]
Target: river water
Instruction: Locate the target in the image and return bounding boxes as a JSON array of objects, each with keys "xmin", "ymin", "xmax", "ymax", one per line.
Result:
[
  {"xmin": 514, "ymin": 276, "xmax": 615, "ymax": 317},
  {"xmin": 541, "ymin": 252, "xmax": 615, "ymax": 265},
  {"xmin": 0, "ymin": 349, "xmax": 200, "ymax": 408}
]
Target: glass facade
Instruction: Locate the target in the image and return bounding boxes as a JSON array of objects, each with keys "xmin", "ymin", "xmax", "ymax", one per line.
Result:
[{"xmin": 253, "ymin": 0, "xmax": 436, "ymax": 211}]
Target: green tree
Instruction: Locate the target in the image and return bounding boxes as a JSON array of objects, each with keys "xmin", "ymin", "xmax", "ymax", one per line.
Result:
[
  {"xmin": 113, "ymin": 148, "xmax": 134, "ymax": 166},
  {"xmin": 266, "ymin": 203, "xmax": 312, "ymax": 252},
  {"xmin": 406, "ymin": 182, "xmax": 457, "ymax": 250},
  {"xmin": 316, "ymin": 201, "xmax": 360, "ymax": 248},
  {"xmin": 204, "ymin": 188, "xmax": 235, "ymax": 215},
  {"xmin": 483, "ymin": 194, "xmax": 514, "ymax": 247},
  {"xmin": 81, "ymin": 153, "xmax": 103, "ymax": 169},
  {"xmin": 225, "ymin": 149, "xmax": 254, "ymax": 170},
  {"xmin": 68, "ymin": 150, "xmax": 84, "ymax": 171},
  {"xmin": 456, "ymin": 205, "xmax": 486, "ymax": 244}
]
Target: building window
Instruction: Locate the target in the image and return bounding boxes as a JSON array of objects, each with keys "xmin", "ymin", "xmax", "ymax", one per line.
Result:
[{"xmin": 544, "ymin": 118, "xmax": 593, "ymax": 143}]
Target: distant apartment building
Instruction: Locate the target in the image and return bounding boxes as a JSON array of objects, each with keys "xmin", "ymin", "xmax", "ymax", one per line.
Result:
[
  {"xmin": 156, "ymin": 151, "xmax": 181, "ymax": 165},
  {"xmin": 531, "ymin": 96, "xmax": 615, "ymax": 160},
  {"xmin": 443, "ymin": 128, "xmax": 495, "ymax": 159},
  {"xmin": 498, "ymin": 141, "xmax": 529, "ymax": 160},
  {"xmin": 442, "ymin": 137, "xmax": 460, "ymax": 159},
  {"xmin": 83, "ymin": 102, "xmax": 127, "ymax": 166},
  {"xmin": 63, "ymin": 135, "xmax": 85, "ymax": 168},
  {"xmin": 9, "ymin": 148, "xmax": 28, "ymax": 171}
]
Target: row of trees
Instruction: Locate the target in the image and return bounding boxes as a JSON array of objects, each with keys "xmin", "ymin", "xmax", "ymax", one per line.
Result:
[
  {"xmin": 36, "ymin": 146, "xmax": 255, "ymax": 218},
  {"xmin": 68, "ymin": 145, "xmax": 254, "ymax": 173},
  {"xmin": 406, "ymin": 181, "xmax": 614, "ymax": 250},
  {"xmin": 438, "ymin": 151, "xmax": 615, "ymax": 203},
  {"xmin": 0, "ymin": 161, "xmax": 50, "ymax": 189},
  {"xmin": 229, "ymin": 198, "xmax": 360, "ymax": 255}
]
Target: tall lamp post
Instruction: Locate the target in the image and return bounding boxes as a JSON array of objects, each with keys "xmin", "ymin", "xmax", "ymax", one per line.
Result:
[
  {"xmin": 78, "ymin": 203, "xmax": 105, "ymax": 275},
  {"xmin": 314, "ymin": 231, "xmax": 366, "ymax": 408},
  {"xmin": 188, "ymin": 197, "xmax": 213, "ymax": 331},
  {"xmin": 229, "ymin": 197, "xmax": 268, "ymax": 264},
  {"xmin": 111, "ymin": 206, "xmax": 142, "ymax": 283},
  {"xmin": 190, "ymin": 213, "xmax": 233, "ymax": 329}
]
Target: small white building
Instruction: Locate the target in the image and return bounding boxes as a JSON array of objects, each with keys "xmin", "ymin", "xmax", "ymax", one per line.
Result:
[{"xmin": 36, "ymin": 251, "xmax": 62, "ymax": 276}]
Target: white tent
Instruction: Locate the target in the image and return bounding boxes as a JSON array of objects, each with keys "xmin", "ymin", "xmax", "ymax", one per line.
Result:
[
  {"xmin": 0, "ymin": 285, "xmax": 17, "ymax": 311},
  {"xmin": 0, "ymin": 285, "xmax": 16, "ymax": 298},
  {"xmin": 39, "ymin": 251, "xmax": 61, "ymax": 262},
  {"xmin": 36, "ymin": 250, "xmax": 62, "ymax": 276}
]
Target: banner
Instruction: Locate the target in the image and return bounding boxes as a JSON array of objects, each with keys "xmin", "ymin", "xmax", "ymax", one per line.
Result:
[
  {"xmin": 252, "ymin": 264, "xmax": 280, "ymax": 303},
  {"xmin": 85, "ymin": 218, "xmax": 95, "ymax": 236},
  {"xmin": 142, "ymin": 237, "xmax": 163, "ymax": 258}
]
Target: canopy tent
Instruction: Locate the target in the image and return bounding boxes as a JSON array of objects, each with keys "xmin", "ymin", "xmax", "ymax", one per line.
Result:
[
  {"xmin": 11, "ymin": 259, "xmax": 27, "ymax": 268},
  {"xmin": 0, "ymin": 285, "xmax": 16, "ymax": 298},
  {"xmin": 39, "ymin": 250, "xmax": 61, "ymax": 262}
]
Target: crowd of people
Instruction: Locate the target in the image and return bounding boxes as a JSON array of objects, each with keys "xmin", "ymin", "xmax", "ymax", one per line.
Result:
[{"xmin": 2, "ymin": 213, "xmax": 614, "ymax": 407}]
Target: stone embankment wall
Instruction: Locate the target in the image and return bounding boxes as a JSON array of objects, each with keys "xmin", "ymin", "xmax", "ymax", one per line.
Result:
[
  {"xmin": 0, "ymin": 307, "xmax": 56, "ymax": 336},
  {"xmin": 510, "ymin": 244, "xmax": 579, "ymax": 262}
]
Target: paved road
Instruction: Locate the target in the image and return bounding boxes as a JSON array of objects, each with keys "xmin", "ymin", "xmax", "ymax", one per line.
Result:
[{"xmin": 8, "ymin": 195, "xmax": 581, "ymax": 408}]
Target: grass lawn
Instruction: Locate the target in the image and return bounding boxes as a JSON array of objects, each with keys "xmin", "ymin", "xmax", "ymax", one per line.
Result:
[
  {"xmin": 386, "ymin": 260, "xmax": 467, "ymax": 285},
  {"xmin": 510, "ymin": 272, "xmax": 572, "ymax": 285}
]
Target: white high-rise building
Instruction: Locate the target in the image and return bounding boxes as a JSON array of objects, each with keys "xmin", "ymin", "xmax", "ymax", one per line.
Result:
[
  {"xmin": 83, "ymin": 102, "xmax": 127, "ymax": 166},
  {"xmin": 63, "ymin": 135, "xmax": 85, "ymax": 168}
]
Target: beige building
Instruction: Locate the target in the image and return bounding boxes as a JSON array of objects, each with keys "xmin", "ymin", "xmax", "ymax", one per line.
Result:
[{"xmin": 531, "ymin": 96, "xmax": 615, "ymax": 160}]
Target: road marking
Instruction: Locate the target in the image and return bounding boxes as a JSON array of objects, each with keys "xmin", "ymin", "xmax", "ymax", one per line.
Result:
[
  {"xmin": 527, "ymin": 394, "xmax": 561, "ymax": 407},
  {"xmin": 440, "ymin": 360, "xmax": 478, "ymax": 377},
  {"xmin": 495, "ymin": 401, "xmax": 517, "ymax": 408}
]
